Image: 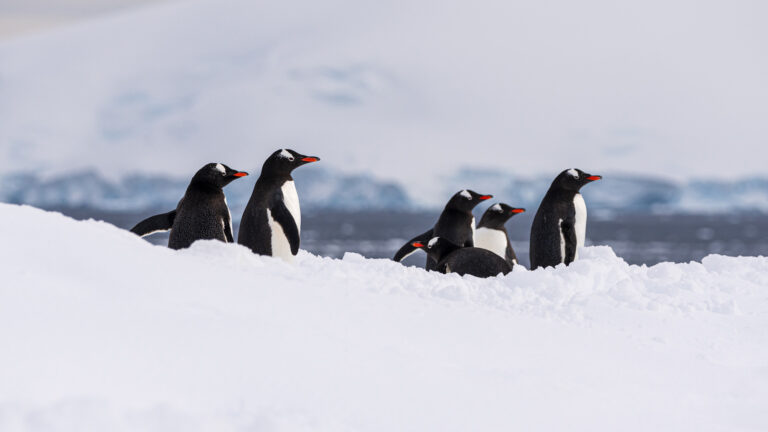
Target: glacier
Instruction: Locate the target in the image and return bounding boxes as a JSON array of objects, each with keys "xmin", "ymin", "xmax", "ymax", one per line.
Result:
[{"xmin": 0, "ymin": 203, "xmax": 767, "ymax": 431}]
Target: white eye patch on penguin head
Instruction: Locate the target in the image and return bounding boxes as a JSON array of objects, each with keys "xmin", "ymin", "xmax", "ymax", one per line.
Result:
[
  {"xmin": 279, "ymin": 149, "xmax": 295, "ymax": 162},
  {"xmin": 557, "ymin": 168, "xmax": 602, "ymax": 191},
  {"xmin": 265, "ymin": 149, "xmax": 321, "ymax": 175}
]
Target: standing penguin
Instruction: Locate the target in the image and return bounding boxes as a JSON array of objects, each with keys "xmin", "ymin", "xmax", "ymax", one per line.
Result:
[
  {"xmin": 130, "ymin": 163, "xmax": 248, "ymax": 250},
  {"xmin": 412, "ymin": 237, "xmax": 512, "ymax": 277},
  {"xmin": 475, "ymin": 203, "xmax": 525, "ymax": 267},
  {"xmin": 237, "ymin": 149, "xmax": 320, "ymax": 261},
  {"xmin": 393, "ymin": 189, "xmax": 492, "ymax": 270},
  {"xmin": 529, "ymin": 168, "xmax": 601, "ymax": 269}
]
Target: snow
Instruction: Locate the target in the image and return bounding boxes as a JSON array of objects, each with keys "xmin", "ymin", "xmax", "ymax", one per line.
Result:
[
  {"xmin": 1, "ymin": 203, "xmax": 767, "ymax": 431},
  {"xmin": 0, "ymin": 0, "xmax": 766, "ymax": 189}
]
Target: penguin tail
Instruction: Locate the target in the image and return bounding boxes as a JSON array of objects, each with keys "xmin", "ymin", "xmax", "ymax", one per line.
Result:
[
  {"xmin": 130, "ymin": 210, "xmax": 177, "ymax": 237},
  {"xmin": 393, "ymin": 229, "xmax": 434, "ymax": 262}
]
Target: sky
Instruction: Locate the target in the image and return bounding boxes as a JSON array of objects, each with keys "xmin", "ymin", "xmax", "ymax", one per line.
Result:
[
  {"xmin": 0, "ymin": 0, "xmax": 766, "ymax": 189},
  {"xmin": 0, "ymin": 0, "xmax": 166, "ymax": 39}
]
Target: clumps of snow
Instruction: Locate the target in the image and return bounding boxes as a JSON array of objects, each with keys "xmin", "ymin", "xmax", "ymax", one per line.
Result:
[
  {"xmin": 459, "ymin": 189, "xmax": 471, "ymax": 199},
  {"xmin": 1, "ymin": 203, "xmax": 767, "ymax": 431}
]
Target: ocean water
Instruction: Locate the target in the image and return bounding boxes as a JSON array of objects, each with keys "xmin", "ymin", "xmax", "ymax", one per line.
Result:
[{"xmin": 55, "ymin": 207, "xmax": 768, "ymax": 267}]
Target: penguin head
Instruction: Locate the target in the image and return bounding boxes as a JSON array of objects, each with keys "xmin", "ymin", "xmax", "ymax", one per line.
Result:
[
  {"xmin": 446, "ymin": 189, "xmax": 493, "ymax": 211},
  {"xmin": 262, "ymin": 149, "xmax": 321, "ymax": 178},
  {"xmin": 191, "ymin": 163, "xmax": 248, "ymax": 188},
  {"xmin": 553, "ymin": 168, "xmax": 602, "ymax": 191},
  {"xmin": 479, "ymin": 203, "xmax": 525, "ymax": 229},
  {"xmin": 412, "ymin": 236, "xmax": 459, "ymax": 262}
]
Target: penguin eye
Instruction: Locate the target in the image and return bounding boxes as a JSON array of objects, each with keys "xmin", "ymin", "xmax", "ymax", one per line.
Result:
[{"xmin": 287, "ymin": 156, "xmax": 295, "ymax": 162}]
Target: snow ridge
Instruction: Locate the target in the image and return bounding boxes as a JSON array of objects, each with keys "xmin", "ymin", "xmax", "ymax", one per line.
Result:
[{"xmin": 1, "ymin": 203, "xmax": 767, "ymax": 431}]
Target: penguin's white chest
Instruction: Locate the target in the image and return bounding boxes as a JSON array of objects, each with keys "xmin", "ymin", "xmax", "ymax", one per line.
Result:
[
  {"xmin": 474, "ymin": 227, "xmax": 507, "ymax": 259},
  {"xmin": 267, "ymin": 210, "xmax": 293, "ymax": 262},
  {"xmin": 573, "ymin": 193, "xmax": 587, "ymax": 258},
  {"xmin": 266, "ymin": 181, "xmax": 302, "ymax": 262},
  {"xmin": 282, "ymin": 180, "xmax": 301, "ymax": 231}
]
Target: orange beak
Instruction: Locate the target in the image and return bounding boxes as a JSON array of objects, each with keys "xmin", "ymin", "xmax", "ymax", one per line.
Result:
[
  {"xmin": 302, "ymin": 157, "xmax": 319, "ymax": 163},
  {"xmin": 412, "ymin": 242, "xmax": 425, "ymax": 248},
  {"xmin": 233, "ymin": 172, "xmax": 248, "ymax": 177},
  {"xmin": 587, "ymin": 175, "xmax": 602, "ymax": 181},
  {"xmin": 479, "ymin": 195, "xmax": 493, "ymax": 200},
  {"xmin": 511, "ymin": 208, "xmax": 525, "ymax": 214}
]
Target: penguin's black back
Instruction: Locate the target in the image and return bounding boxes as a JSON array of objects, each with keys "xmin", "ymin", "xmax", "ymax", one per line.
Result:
[
  {"xmin": 428, "ymin": 209, "xmax": 475, "ymax": 268},
  {"xmin": 437, "ymin": 247, "xmax": 512, "ymax": 278},
  {"xmin": 169, "ymin": 185, "xmax": 231, "ymax": 250},
  {"xmin": 238, "ymin": 175, "xmax": 285, "ymax": 256},
  {"xmin": 529, "ymin": 188, "xmax": 576, "ymax": 269}
]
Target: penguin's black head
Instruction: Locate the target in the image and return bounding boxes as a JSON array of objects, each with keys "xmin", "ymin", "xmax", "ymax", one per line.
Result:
[
  {"xmin": 446, "ymin": 189, "xmax": 493, "ymax": 212},
  {"xmin": 412, "ymin": 236, "xmax": 459, "ymax": 262},
  {"xmin": 553, "ymin": 168, "xmax": 602, "ymax": 192},
  {"xmin": 262, "ymin": 149, "xmax": 321, "ymax": 178},
  {"xmin": 478, "ymin": 203, "xmax": 525, "ymax": 229},
  {"xmin": 191, "ymin": 163, "xmax": 249, "ymax": 188}
]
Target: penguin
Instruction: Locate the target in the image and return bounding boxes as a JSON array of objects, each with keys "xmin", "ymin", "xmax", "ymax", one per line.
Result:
[
  {"xmin": 237, "ymin": 149, "xmax": 320, "ymax": 262},
  {"xmin": 130, "ymin": 163, "xmax": 248, "ymax": 250},
  {"xmin": 412, "ymin": 237, "xmax": 512, "ymax": 278},
  {"xmin": 393, "ymin": 189, "xmax": 492, "ymax": 270},
  {"xmin": 474, "ymin": 203, "xmax": 526, "ymax": 267},
  {"xmin": 529, "ymin": 168, "xmax": 601, "ymax": 270}
]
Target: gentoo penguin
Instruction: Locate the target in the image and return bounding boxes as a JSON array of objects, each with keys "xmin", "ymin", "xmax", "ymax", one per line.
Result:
[
  {"xmin": 529, "ymin": 168, "xmax": 601, "ymax": 269},
  {"xmin": 237, "ymin": 149, "xmax": 320, "ymax": 262},
  {"xmin": 130, "ymin": 163, "xmax": 248, "ymax": 250},
  {"xmin": 475, "ymin": 203, "xmax": 525, "ymax": 267},
  {"xmin": 393, "ymin": 189, "xmax": 492, "ymax": 270},
  {"xmin": 412, "ymin": 237, "xmax": 512, "ymax": 278}
]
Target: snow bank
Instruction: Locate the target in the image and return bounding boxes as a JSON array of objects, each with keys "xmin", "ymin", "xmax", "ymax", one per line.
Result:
[{"xmin": 1, "ymin": 203, "xmax": 767, "ymax": 431}]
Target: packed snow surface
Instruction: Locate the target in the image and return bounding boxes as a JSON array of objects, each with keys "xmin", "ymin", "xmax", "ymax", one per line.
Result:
[{"xmin": 1, "ymin": 203, "xmax": 767, "ymax": 431}]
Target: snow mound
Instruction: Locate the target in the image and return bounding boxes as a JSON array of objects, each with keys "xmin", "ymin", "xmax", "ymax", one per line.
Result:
[{"xmin": 1, "ymin": 203, "xmax": 767, "ymax": 431}]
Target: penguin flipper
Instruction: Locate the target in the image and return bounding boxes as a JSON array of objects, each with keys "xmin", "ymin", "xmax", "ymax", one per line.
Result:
[
  {"xmin": 223, "ymin": 216, "xmax": 234, "ymax": 243},
  {"xmin": 271, "ymin": 201, "xmax": 301, "ymax": 255},
  {"xmin": 393, "ymin": 229, "xmax": 434, "ymax": 262},
  {"xmin": 505, "ymin": 241, "xmax": 518, "ymax": 267},
  {"xmin": 561, "ymin": 218, "xmax": 577, "ymax": 264},
  {"xmin": 130, "ymin": 210, "xmax": 177, "ymax": 237}
]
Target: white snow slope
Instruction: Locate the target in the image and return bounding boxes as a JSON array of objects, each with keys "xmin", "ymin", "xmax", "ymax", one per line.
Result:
[{"xmin": 1, "ymin": 203, "xmax": 767, "ymax": 431}]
